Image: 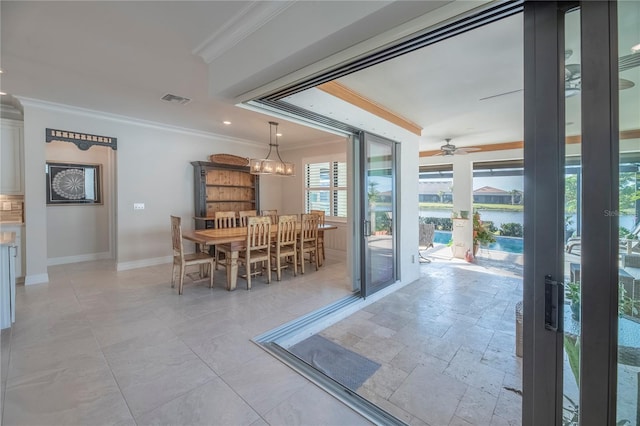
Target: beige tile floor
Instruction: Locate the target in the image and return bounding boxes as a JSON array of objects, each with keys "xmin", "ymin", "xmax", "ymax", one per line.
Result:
[
  {"xmin": 1, "ymin": 258, "xmax": 370, "ymax": 426},
  {"xmin": 1, "ymin": 246, "xmax": 529, "ymax": 426},
  {"xmin": 318, "ymin": 245, "xmax": 524, "ymax": 426}
]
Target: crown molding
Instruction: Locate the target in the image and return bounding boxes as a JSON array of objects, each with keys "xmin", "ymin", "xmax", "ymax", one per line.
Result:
[
  {"xmin": 192, "ymin": 1, "xmax": 296, "ymax": 64},
  {"xmin": 17, "ymin": 97, "xmax": 262, "ymax": 148}
]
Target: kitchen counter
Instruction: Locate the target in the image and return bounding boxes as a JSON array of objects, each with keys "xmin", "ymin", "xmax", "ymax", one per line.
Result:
[{"xmin": 0, "ymin": 232, "xmax": 16, "ymax": 246}]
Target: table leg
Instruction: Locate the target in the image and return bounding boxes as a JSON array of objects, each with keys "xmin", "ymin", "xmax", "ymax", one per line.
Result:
[{"xmin": 226, "ymin": 250, "xmax": 239, "ymax": 291}]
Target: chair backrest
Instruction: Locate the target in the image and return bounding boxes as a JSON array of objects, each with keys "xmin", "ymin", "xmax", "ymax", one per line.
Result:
[
  {"xmin": 246, "ymin": 216, "xmax": 272, "ymax": 251},
  {"xmin": 310, "ymin": 209, "xmax": 326, "ymax": 226},
  {"xmin": 214, "ymin": 211, "xmax": 237, "ymax": 228},
  {"xmin": 170, "ymin": 215, "xmax": 184, "ymax": 259},
  {"xmin": 419, "ymin": 223, "xmax": 435, "ymax": 247},
  {"xmin": 300, "ymin": 214, "xmax": 319, "ymax": 243},
  {"xmin": 276, "ymin": 215, "xmax": 297, "ymax": 247},
  {"xmin": 261, "ymin": 209, "xmax": 279, "ymax": 224},
  {"xmin": 238, "ymin": 210, "xmax": 257, "ymax": 227}
]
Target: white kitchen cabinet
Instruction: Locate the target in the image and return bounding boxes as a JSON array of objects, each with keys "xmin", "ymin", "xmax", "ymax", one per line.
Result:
[
  {"xmin": 0, "ymin": 119, "xmax": 24, "ymax": 195},
  {"xmin": 0, "ymin": 224, "xmax": 23, "ymax": 280},
  {"xmin": 1, "ymin": 234, "xmax": 16, "ymax": 329}
]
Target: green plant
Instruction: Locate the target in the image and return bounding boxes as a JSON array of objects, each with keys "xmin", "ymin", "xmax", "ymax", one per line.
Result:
[
  {"xmin": 500, "ymin": 222, "xmax": 523, "ymax": 237},
  {"xmin": 565, "ymin": 281, "xmax": 638, "ymax": 318},
  {"xmin": 473, "ymin": 211, "xmax": 496, "ymax": 246}
]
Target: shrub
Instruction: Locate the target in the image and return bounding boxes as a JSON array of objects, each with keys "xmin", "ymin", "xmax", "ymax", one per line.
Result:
[
  {"xmin": 419, "ymin": 216, "xmax": 452, "ymax": 231},
  {"xmin": 500, "ymin": 222, "xmax": 523, "ymax": 237}
]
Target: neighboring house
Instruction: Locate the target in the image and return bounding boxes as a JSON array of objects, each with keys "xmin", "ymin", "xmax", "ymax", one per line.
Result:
[
  {"xmin": 418, "ymin": 181, "xmax": 453, "ymax": 203},
  {"xmin": 473, "ymin": 186, "xmax": 522, "ymax": 204}
]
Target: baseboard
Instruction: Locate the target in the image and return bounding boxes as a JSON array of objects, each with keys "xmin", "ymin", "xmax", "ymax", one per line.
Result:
[
  {"xmin": 24, "ymin": 273, "xmax": 49, "ymax": 286},
  {"xmin": 116, "ymin": 255, "xmax": 172, "ymax": 271},
  {"xmin": 47, "ymin": 251, "xmax": 112, "ymax": 266}
]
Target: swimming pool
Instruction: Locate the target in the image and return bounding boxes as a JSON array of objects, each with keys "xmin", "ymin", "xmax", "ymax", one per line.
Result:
[{"xmin": 434, "ymin": 230, "xmax": 523, "ymax": 254}]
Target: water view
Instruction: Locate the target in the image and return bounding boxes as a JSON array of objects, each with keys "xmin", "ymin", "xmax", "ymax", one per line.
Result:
[{"xmin": 434, "ymin": 230, "xmax": 524, "ymax": 254}]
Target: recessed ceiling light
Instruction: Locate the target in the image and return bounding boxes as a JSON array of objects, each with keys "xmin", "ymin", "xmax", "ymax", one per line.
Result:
[
  {"xmin": 0, "ymin": 92, "xmax": 6, "ymax": 96},
  {"xmin": 223, "ymin": 121, "xmax": 231, "ymax": 125},
  {"xmin": 276, "ymin": 133, "xmax": 282, "ymax": 137},
  {"xmin": 632, "ymin": 43, "xmax": 640, "ymax": 53},
  {"xmin": 0, "ymin": 69, "xmax": 4, "ymax": 74}
]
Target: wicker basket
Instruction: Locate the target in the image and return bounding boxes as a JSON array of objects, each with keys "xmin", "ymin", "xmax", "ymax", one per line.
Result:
[{"xmin": 209, "ymin": 154, "xmax": 249, "ymax": 167}]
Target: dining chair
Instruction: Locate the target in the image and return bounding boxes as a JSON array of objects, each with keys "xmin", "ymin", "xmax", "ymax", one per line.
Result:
[
  {"xmin": 261, "ymin": 209, "xmax": 279, "ymax": 224},
  {"xmin": 238, "ymin": 216, "xmax": 272, "ymax": 289},
  {"xmin": 170, "ymin": 216, "xmax": 214, "ymax": 295},
  {"xmin": 213, "ymin": 211, "xmax": 237, "ymax": 270},
  {"xmin": 298, "ymin": 214, "xmax": 320, "ymax": 274},
  {"xmin": 310, "ymin": 209, "xmax": 326, "ymax": 266},
  {"xmin": 271, "ymin": 215, "xmax": 297, "ymax": 281},
  {"xmin": 238, "ymin": 210, "xmax": 257, "ymax": 227}
]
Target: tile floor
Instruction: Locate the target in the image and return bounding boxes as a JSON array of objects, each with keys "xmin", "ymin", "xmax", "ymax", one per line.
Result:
[
  {"xmin": 1, "ymin": 245, "xmax": 527, "ymax": 426},
  {"xmin": 316, "ymin": 245, "xmax": 524, "ymax": 426},
  {"xmin": 1, "ymin": 258, "xmax": 369, "ymax": 426}
]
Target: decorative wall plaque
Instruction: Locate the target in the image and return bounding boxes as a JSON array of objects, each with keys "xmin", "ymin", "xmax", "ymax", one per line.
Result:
[
  {"xmin": 46, "ymin": 128, "xmax": 117, "ymax": 151},
  {"xmin": 46, "ymin": 162, "xmax": 102, "ymax": 205}
]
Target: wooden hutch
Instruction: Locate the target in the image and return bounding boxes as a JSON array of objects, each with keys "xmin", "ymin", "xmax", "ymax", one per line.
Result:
[{"xmin": 192, "ymin": 155, "xmax": 260, "ymax": 229}]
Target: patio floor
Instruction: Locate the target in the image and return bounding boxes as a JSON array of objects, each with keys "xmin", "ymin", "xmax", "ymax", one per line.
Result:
[{"xmin": 316, "ymin": 244, "xmax": 524, "ymax": 426}]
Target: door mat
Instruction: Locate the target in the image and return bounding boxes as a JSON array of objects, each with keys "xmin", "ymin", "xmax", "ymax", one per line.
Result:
[{"xmin": 289, "ymin": 334, "xmax": 381, "ymax": 391}]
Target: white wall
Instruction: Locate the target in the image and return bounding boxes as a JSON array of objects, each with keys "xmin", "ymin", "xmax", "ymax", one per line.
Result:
[
  {"xmin": 21, "ymin": 99, "xmax": 265, "ymax": 281},
  {"xmin": 45, "ymin": 141, "xmax": 112, "ymax": 264}
]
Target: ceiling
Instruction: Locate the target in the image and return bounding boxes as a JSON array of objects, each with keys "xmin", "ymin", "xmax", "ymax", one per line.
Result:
[{"xmin": 2, "ymin": 1, "xmax": 638, "ymax": 153}]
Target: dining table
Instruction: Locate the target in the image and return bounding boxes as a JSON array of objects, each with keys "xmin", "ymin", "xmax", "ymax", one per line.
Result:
[{"xmin": 182, "ymin": 223, "xmax": 337, "ymax": 291}]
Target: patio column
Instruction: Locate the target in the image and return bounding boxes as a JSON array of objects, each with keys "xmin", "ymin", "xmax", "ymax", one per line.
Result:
[{"xmin": 452, "ymin": 156, "xmax": 473, "ymax": 258}]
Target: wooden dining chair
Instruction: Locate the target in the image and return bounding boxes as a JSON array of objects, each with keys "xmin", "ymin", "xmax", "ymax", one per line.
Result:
[
  {"xmin": 170, "ymin": 216, "xmax": 214, "ymax": 295},
  {"xmin": 271, "ymin": 215, "xmax": 297, "ymax": 281},
  {"xmin": 238, "ymin": 216, "xmax": 272, "ymax": 290},
  {"xmin": 238, "ymin": 210, "xmax": 257, "ymax": 227},
  {"xmin": 261, "ymin": 209, "xmax": 279, "ymax": 224},
  {"xmin": 213, "ymin": 211, "xmax": 237, "ymax": 270},
  {"xmin": 298, "ymin": 214, "xmax": 320, "ymax": 274},
  {"xmin": 310, "ymin": 209, "xmax": 326, "ymax": 266}
]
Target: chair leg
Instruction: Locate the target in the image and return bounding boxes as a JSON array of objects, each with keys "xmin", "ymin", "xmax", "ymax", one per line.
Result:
[
  {"xmin": 178, "ymin": 264, "xmax": 185, "ymax": 295},
  {"xmin": 314, "ymin": 244, "xmax": 319, "ymax": 271},
  {"xmin": 246, "ymin": 262, "xmax": 252, "ymax": 290},
  {"xmin": 276, "ymin": 255, "xmax": 282, "ymax": 281},
  {"xmin": 300, "ymin": 249, "xmax": 305, "ymax": 274},
  {"xmin": 208, "ymin": 261, "xmax": 214, "ymax": 288},
  {"xmin": 293, "ymin": 251, "xmax": 297, "ymax": 276},
  {"xmin": 171, "ymin": 261, "xmax": 176, "ymax": 288},
  {"xmin": 266, "ymin": 257, "xmax": 271, "ymax": 284}
]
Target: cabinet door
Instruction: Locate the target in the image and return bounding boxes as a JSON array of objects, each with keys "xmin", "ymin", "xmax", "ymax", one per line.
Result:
[{"xmin": 0, "ymin": 121, "xmax": 24, "ymax": 194}]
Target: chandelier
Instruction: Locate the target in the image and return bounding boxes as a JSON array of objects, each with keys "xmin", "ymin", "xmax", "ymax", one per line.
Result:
[{"xmin": 249, "ymin": 121, "xmax": 295, "ymax": 176}]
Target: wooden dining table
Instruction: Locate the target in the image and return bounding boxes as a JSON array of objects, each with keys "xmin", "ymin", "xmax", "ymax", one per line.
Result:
[{"xmin": 182, "ymin": 223, "xmax": 337, "ymax": 291}]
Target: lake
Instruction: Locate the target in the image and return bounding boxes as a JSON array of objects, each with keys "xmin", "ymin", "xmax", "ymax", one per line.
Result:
[{"xmin": 420, "ymin": 208, "xmax": 636, "ymax": 231}]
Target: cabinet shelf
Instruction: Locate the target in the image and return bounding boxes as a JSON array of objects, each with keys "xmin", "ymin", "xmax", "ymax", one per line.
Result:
[
  {"xmin": 192, "ymin": 160, "xmax": 260, "ymax": 230},
  {"xmin": 206, "ymin": 184, "xmax": 255, "ymax": 189},
  {"xmin": 206, "ymin": 200, "xmax": 256, "ymax": 203}
]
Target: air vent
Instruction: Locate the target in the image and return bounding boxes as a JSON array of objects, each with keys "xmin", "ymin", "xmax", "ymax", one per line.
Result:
[{"xmin": 161, "ymin": 93, "xmax": 191, "ymax": 105}]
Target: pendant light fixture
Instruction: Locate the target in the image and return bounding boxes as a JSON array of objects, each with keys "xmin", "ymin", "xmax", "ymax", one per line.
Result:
[{"xmin": 249, "ymin": 121, "xmax": 295, "ymax": 176}]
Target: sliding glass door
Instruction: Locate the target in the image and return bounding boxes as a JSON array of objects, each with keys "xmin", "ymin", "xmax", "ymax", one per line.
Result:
[
  {"xmin": 525, "ymin": 1, "xmax": 632, "ymax": 424},
  {"xmin": 360, "ymin": 132, "xmax": 397, "ymax": 297}
]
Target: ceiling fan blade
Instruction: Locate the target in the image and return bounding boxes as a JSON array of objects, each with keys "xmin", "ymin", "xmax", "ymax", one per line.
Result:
[{"xmin": 453, "ymin": 149, "xmax": 469, "ymax": 155}]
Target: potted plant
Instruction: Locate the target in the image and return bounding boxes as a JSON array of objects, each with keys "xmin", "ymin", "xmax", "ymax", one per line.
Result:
[
  {"xmin": 473, "ymin": 211, "xmax": 496, "ymax": 255},
  {"xmin": 565, "ymin": 281, "xmax": 581, "ymax": 320}
]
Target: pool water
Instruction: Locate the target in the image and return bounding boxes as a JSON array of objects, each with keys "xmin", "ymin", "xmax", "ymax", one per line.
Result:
[{"xmin": 434, "ymin": 230, "xmax": 524, "ymax": 254}]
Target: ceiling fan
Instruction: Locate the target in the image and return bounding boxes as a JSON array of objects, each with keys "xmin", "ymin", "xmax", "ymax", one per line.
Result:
[
  {"xmin": 433, "ymin": 138, "xmax": 481, "ymax": 156},
  {"xmin": 565, "ymin": 50, "xmax": 637, "ymax": 97}
]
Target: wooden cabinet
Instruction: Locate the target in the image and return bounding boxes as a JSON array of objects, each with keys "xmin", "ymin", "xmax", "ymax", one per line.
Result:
[
  {"xmin": 192, "ymin": 161, "xmax": 260, "ymax": 229},
  {"xmin": 1, "ymin": 119, "xmax": 24, "ymax": 195}
]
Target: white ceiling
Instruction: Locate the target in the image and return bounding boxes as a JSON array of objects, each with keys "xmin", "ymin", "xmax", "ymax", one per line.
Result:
[{"xmin": 2, "ymin": 1, "xmax": 638, "ymax": 152}]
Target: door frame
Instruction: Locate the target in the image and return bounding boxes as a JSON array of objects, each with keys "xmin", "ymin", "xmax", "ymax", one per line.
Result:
[{"xmin": 523, "ymin": 1, "xmax": 620, "ymax": 425}]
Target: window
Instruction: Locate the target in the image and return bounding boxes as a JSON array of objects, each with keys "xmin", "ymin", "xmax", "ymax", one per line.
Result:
[{"xmin": 305, "ymin": 161, "xmax": 347, "ymax": 217}]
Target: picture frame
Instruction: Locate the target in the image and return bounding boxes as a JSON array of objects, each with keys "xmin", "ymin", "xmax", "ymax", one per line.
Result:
[{"xmin": 46, "ymin": 162, "xmax": 103, "ymax": 205}]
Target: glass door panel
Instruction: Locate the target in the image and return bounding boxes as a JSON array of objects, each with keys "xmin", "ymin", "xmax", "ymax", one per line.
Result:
[
  {"xmin": 563, "ymin": 7, "xmax": 582, "ymax": 424},
  {"xmin": 361, "ymin": 133, "xmax": 396, "ymax": 297},
  {"xmin": 618, "ymin": 2, "xmax": 640, "ymax": 424}
]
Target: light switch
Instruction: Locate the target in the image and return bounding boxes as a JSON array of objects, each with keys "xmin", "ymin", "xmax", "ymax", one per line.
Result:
[
  {"xmin": 2, "ymin": 202, "xmax": 12, "ymax": 211},
  {"xmin": 134, "ymin": 203, "xmax": 145, "ymax": 210}
]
